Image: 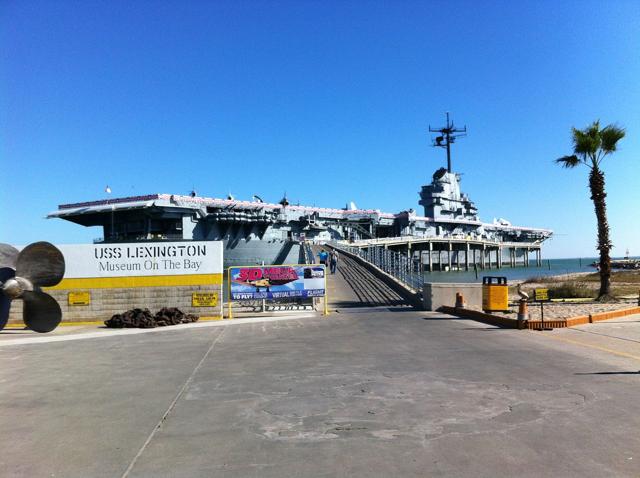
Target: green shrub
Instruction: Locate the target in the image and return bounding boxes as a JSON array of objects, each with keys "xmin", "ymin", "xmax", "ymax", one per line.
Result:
[{"xmin": 547, "ymin": 282, "xmax": 594, "ymax": 299}]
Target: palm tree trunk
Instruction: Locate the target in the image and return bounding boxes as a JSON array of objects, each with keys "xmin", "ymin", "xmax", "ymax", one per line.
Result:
[{"xmin": 589, "ymin": 166, "xmax": 611, "ymax": 298}]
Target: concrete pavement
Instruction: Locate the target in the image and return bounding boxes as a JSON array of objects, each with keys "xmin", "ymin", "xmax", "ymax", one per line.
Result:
[{"xmin": 2, "ymin": 310, "xmax": 640, "ymax": 477}]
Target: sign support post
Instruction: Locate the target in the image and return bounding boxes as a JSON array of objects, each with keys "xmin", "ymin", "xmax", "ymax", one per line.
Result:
[
  {"xmin": 324, "ymin": 267, "xmax": 329, "ymax": 315},
  {"xmin": 228, "ymin": 271, "xmax": 233, "ymax": 320},
  {"xmin": 534, "ymin": 288, "xmax": 551, "ymax": 331}
]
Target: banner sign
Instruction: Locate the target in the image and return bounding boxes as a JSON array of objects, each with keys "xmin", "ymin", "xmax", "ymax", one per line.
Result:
[
  {"xmin": 54, "ymin": 241, "xmax": 223, "ymax": 278},
  {"xmin": 229, "ymin": 265, "xmax": 326, "ymax": 300}
]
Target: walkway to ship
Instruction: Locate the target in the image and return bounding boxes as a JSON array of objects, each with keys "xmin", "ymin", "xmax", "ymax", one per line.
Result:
[{"xmin": 312, "ymin": 246, "xmax": 405, "ymax": 309}]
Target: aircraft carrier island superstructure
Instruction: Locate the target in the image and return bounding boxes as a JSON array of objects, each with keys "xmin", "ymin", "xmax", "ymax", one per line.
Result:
[{"xmin": 48, "ymin": 118, "xmax": 552, "ymax": 270}]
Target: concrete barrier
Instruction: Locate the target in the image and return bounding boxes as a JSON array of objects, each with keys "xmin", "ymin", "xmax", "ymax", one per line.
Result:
[
  {"xmin": 438, "ymin": 306, "xmax": 521, "ymax": 328},
  {"xmin": 423, "ymin": 283, "xmax": 483, "ymax": 311},
  {"xmin": 440, "ymin": 305, "xmax": 640, "ymax": 330}
]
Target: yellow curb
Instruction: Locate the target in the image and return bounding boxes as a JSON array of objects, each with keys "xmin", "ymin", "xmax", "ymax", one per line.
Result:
[{"xmin": 542, "ymin": 334, "xmax": 640, "ymax": 362}]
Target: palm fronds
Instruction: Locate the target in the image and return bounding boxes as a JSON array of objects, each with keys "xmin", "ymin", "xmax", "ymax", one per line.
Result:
[
  {"xmin": 555, "ymin": 155, "xmax": 581, "ymax": 168},
  {"xmin": 600, "ymin": 124, "xmax": 625, "ymax": 153},
  {"xmin": 565, "ymin": 121, "xmax": 625, "ymax": 168}
]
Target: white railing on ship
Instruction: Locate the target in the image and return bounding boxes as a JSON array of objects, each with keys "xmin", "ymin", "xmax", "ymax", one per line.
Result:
[{"xmin": 337, "ymin": 236, "xmax": 543, "ymax": 248}]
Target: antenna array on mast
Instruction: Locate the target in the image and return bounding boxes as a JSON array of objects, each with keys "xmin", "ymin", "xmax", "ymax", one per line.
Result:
[{"xmin": 429, "ymin": 113, "xmax": 467, "ymax": 173}]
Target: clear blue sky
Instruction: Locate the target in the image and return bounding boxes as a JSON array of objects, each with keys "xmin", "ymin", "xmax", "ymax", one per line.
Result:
[{"xmin": 2, "ymin": 0, "xmax": 639, "ymax": 258}]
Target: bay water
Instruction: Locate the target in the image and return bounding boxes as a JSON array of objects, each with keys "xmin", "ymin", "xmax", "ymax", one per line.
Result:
[{"xmin": 423, "ymin": 257, "xmax": 600, "ymax": 284}]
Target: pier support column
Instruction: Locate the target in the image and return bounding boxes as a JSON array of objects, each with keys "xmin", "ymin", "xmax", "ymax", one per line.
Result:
[
  {"xmin": 540, "ymin": 249, "xmax": 543, "ymax": 267},
  {"xmin": 525, "ymin": 248, "xmax": 530, "ymax": 267},
  {"xmin": 465, "ymin": 243, "xmax": 470, "ymax": 271},
  {"xmin": 537, "ymin": 248, "xmax": 542, "ymax": 267},
  {"xmin": 428, "ymin": 242, "xmax": 433, "ymax": 272},
  {"xmin": 448, "ymin": 242, "xmax": 452, "ymax": 271},
  {"xmin": 481, "ymin": 244, "xmax": 486, "ymax": 269},
  {"xmin": 498, "ymin": 246, "xmax": 502, "ymax": 269}
]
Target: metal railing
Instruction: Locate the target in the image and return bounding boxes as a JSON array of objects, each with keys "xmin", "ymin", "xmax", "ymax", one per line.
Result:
[
  {"xmin": 332, "ymin": 243, "xmax": 423, "ymax": 292},
  {"xmin": 336, "ymin": 233, "xmax": 550, "ymax": 248},
  {"xmin": 303, "ymin": 241, "xmax": 315, "ymax": 264}
]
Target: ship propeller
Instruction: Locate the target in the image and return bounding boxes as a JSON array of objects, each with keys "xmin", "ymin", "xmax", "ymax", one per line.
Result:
[{"xmin": 0, "ymin": 242, "xmax": 65, "ymax": 333}]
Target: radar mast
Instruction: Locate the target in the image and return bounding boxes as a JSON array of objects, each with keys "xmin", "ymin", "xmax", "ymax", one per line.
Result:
[{"xmin": 429, "ymin": 113, "xmax": 467, "ymax": 173}]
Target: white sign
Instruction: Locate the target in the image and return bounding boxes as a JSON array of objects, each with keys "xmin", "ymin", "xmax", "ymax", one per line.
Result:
[{"xmin": 56, "ymin": 241, "xmax": 223, "ymax": 278}]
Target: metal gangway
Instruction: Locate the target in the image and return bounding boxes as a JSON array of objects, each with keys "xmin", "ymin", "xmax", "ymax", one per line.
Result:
[{"xmin": 329, "ymin": 243, "xmax": 423, "ymax": 294}]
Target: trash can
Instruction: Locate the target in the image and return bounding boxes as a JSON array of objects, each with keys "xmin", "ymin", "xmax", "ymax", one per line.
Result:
[{"xmin": 482, "ymin": 276, "xmax": 508, "ymax": 312}]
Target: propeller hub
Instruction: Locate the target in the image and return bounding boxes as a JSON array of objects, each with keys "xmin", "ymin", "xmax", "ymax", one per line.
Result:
[
  {"xmin": 2, "ymin": 278, "xmax": 23, "ymax": 299},
  {"xmin": 1, "ymin": 277, "xmax": 32, "ymax": 299}
]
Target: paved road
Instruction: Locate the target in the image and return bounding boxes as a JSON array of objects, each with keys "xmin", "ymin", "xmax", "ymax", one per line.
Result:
[{"xmin": 2, "ymin": 310, "xmax": 640, "ymax": 477}]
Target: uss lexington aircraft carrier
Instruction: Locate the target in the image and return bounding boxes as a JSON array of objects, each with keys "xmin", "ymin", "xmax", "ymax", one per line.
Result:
[{"xmin": 48, "ymin": 117, "xmax": 552, "ymax": 269}]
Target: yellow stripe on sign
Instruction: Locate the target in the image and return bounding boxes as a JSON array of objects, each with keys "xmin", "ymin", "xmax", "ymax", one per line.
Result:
[{"xmin": 45, "ymin": 273, "xmax": 223, "ymax": 290}]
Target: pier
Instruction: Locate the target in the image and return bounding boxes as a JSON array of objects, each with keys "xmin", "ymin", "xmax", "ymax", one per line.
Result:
[{"xmin": 337, "ymin": 236, "xmax": 544, "ymax": 271}]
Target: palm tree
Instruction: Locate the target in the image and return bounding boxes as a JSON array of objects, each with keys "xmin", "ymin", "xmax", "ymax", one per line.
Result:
[{"xmin": 556, "ymin": 121, "xmax": 625, "ymax": 299}]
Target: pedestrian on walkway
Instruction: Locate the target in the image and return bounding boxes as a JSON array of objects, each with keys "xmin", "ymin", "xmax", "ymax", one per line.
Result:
[
  {"xmin": 330, "ymin": 250, "xmax": 339, "ymax": 274},
  {"xmin": 318, "ymin": 249, "xmax": 329, "ymax": 267}
]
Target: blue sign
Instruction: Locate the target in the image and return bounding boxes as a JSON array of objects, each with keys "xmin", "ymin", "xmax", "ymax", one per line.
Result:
[{"xmin": 229, "ymin": 265, "xmax": 326, "ymax": 300}]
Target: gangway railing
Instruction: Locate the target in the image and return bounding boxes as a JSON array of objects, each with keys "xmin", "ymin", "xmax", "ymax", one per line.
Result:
[
  {"xmin": 303, "ymin": 241, "xmax": 315, "ymax": 264},
  {"xmin": 330, "ymin": 243, "xmax": 423, "ymax": 293}
]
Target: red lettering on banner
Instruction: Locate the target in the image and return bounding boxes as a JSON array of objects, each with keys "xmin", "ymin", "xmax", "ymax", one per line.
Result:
[
  {"xmin": 265, "ymin": 267, "xmax": 297, "ymax": 280},
  {"xmin": 238, "ymin": 268, "xmax": 263, "ymax": 281},
  {"xmin": 237, "ymin": 267, "xmax": 298, "ymax": 282}
]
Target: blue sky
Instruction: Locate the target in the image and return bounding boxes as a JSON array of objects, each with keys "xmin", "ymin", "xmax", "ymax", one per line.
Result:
[{"xmin": 1, "ymin": 0, "xmax": 639, "ymax": 258}]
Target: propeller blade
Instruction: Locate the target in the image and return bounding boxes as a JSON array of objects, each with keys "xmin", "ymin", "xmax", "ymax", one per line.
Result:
[
  {"xmin": 0, "ymin": 294, "xmax": 10, "ymax": 331},
  {"xmin": 0, "ymin": 243, "xmax": 19, "ymax": 270},
  {"xmin": 0, "ymin": 268, "xmax": 16, "ymax": 331},
  {"xmin": 0, "ymin": 267, "xmax": 15, "ymax": 284},
  {"xmin": 22, "ymin": 290, "xmax": 62, "ymax": 333},
  {"xmin": 16, "ymin": 242, "xmax": 65, "ymax": 287}
]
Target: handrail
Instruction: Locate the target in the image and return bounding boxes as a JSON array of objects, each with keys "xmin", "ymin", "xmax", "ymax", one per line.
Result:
[
  {"xmin": 303, "ymin": 241, "xmax": 315, "ymax": 264},
  {"xmin": 337, "ymin": 236, "xmax": 544, "ymax": 249}
]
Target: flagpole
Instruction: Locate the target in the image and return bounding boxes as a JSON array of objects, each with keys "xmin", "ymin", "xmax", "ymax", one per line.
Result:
[{"xmin": 105, "ymin": 185, "xmax": 114, "ymax": 241}]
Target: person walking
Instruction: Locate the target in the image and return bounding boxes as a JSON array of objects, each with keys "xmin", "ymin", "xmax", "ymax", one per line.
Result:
[
  {"xmin": 329, "ymin": 249, "xmax": 339, "ymax": 274},
  {"xmin": 318, "ymin": 249, "xmax": 329, "ymax": 267}
]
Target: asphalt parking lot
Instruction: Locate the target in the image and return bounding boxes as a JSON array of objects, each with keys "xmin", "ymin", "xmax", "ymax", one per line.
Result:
[{"xmin": 2, "ymin": 309, "xmax": 640, "ymax": 477}]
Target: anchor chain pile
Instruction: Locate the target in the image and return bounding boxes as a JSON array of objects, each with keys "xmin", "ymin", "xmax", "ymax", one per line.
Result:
[{"xmin": 105, "ymin": 307, "xmax": 199, "ymax": 328}]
